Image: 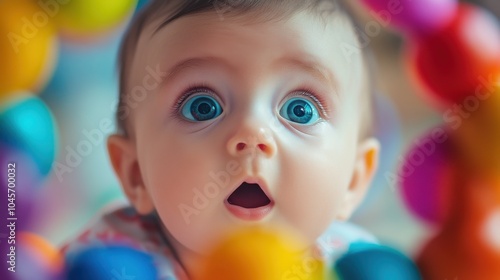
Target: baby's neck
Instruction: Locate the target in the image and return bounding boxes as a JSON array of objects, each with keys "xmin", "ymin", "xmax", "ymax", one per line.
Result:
[{"xmin": 158, "ymin": 224, "xmax": 203, "ymax": 279}]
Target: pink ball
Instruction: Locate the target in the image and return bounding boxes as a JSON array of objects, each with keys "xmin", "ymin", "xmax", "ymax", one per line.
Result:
[
  {"xmin": 360, "ymin": 0, "xmax": 458, "ymax": 35},
  {"xmin": 397, "ymin": 128, "xmax": 454, "ymax": 225}
]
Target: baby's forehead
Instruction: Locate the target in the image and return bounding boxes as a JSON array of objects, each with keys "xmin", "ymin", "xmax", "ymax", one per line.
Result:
[
  {"xmin": 138, "ymin": 0, "xmax": 351, "ymax": 42},
  {"xmin": 124, "ymin": 0, "xmax": 359, "ymax": 77},
  {"xmin": 131, "ymin": 11, "xmax": 360, "ymax": 90},
  {"xmin": 135, "ymin": 8, "xmax": 359, "ymax": 67},
  {"xmin": 142, "ymin": 0, "xmax": 342, "ymax": 27}
]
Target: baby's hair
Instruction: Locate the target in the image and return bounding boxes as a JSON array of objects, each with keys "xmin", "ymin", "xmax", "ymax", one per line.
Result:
[{"xmin": 116, "ymin": 0, "xmax": 375, "ymax": 138}]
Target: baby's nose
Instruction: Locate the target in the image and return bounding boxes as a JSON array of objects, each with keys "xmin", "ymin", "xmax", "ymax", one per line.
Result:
[{"xmin": 227, "ymin": 126, "xmax": 276, "ymax": 158}]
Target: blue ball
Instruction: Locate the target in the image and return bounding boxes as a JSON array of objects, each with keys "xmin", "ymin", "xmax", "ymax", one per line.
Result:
[
  {"xmin": 334, "ymin": 243, "xmax": 421, "ymax": 280},
  {"xmin": 0, "ymin": 94, "xmax": 58, "ymax": 177},
  {"xmin": 65, "ymin": 245, "xmax": 158, "ymax": 280}
]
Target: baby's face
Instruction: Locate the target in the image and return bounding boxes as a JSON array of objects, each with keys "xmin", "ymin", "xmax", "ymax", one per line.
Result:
[{"xmin": 118, "ymin": 9, "xmax": 378, "ymax": 254}]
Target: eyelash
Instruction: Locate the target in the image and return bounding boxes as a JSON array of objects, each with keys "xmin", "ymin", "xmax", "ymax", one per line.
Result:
[
  {"xmin": 170, "ymin": 84, "xmax": 330, "ymax": 120},
  {"xmin": 287, "ymin": 88, "xmax": 330, "ymax": 119},
  {"xmin": 170, "ymin": 83, "xmax": 217, "ymax": 117}
]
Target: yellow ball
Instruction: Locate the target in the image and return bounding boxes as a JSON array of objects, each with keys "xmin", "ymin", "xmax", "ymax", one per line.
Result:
[
  {"xmin": 0, "ymin": 0, "xmax": 57, "ymax": 100},
  {"xmin": 195, "ymin": 227, "xmax": 326, "ymax": 280},
  {"xmin": 55, "ymin": 0, "xmax": 137, "ymax": 35}
]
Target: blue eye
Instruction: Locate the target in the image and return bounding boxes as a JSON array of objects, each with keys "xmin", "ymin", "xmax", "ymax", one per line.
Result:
[
  {"xmin": 279, "ymin": 97, "xmax": 320, "ymax": 124},
  {"xmin": 181, "ymin": 95, "xmax": 223, "ymax": 121}
]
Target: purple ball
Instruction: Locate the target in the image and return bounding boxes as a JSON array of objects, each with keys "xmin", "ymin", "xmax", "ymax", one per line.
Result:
[
  {"xmin": 0, "ymin": 143, "xmax": 42, "ymax": 231},
  {"xmin": 397, "ymin": 128, "xmax": 454, "ymax": 225},
  {"xmin": 360, "ymin": 0, "xmax": 458, "ymax": 35}
]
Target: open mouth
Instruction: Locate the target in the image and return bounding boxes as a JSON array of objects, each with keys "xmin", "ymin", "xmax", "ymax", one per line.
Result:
[{"xmin": 227, "ymin": 182, "xmax": 272, "ymax": 208}]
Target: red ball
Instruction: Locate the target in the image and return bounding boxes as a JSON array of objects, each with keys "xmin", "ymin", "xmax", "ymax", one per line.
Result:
[{"xmin": 409, "ymin": 4, "xmax": 500, "ymax": 107}]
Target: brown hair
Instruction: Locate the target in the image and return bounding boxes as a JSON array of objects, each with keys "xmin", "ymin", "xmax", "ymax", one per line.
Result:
[{"xmin": 116, "ymin": 0, "xmax": 374, "ymax": 136}]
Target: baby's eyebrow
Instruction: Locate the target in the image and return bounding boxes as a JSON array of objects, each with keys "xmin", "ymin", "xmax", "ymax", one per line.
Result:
[
  {"xmin": 275, "ymin": 56, "xmax": 338, "ymax": 93},
  {"xmin": 161, "ymin": 57, "xmax": 229, "ymax": 87},
  {"xmin": 161, "ymin": 56, "xmax": 338, "ymax": 94}
]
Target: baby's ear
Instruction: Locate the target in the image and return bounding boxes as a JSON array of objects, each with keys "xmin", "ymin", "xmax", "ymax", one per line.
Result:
[
  {"xmin": 107, "ymin": 134, "xmax": 154, "ymax": 214},
  {"xmin": 337, "ymin": 138, "xmax": 380, "ymax": 220}
]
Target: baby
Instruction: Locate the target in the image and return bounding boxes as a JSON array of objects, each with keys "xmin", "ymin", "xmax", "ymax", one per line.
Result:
[{"xmin": 62, "ymin": 0, "xmax": 381, "ymax": 279}]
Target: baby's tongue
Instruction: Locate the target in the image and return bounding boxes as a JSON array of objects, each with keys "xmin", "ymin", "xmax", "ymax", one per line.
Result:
[{"xmin": 227, "ymin": 183, "xmax": 271, "ymax": 208}]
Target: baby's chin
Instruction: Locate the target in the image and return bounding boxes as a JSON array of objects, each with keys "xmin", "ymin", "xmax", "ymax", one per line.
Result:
[{"xmin": 160, "ymin": 206, "xmax": 326, "ymax": 258}]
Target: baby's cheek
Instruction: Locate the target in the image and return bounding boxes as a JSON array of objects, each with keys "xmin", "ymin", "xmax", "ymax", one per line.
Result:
[{"xmin": 277, "ymin": 153, "xmax": 350, "ymax": 241}]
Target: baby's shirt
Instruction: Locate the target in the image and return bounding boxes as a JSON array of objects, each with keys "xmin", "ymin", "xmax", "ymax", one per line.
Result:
[{"xmin": 62, "ymin": 206, "xmax": 377, "ymax": 279}]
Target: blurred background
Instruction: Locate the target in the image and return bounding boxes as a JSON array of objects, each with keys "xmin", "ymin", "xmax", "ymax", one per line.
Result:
[{"xmin": 0, "ymin": 0, "xmax": 499, "ymax": 279}]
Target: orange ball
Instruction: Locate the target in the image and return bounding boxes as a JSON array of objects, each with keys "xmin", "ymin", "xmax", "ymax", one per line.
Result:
[
  {"xmin": 16, "ymin": 232, "xmax": 65, "ymax": 279},
  {"xmin": 451, "ymin": 85, "xmax": 500, "ymax": 170},
  {"xmin": 417, "ymin": 173, "xmax": 500, "ymax": 279},
  {"xmin": 0, "ymin": 0, "xmax": 57, "ymax": 100},
  {"xmin": 195, "ymin": 227, "xmax": 325, "ymax": 280}
]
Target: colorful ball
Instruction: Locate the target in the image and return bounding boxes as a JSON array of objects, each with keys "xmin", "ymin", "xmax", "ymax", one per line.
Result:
[
  {"xmin": 0, "ymin": 94, "xmax": 59, "ymax": 177},
  {"xmin": 195, "ymin": 227, "xmax": 325, "ymax": 280},
  {"xmin": 0, "ymin": 143, "xmax": 42, "ymax": 231},
  {"xmin": 417, "ymin": 174, "xmax": 500, "ymax": 279},
  {"xmin": 55, "ymin": 0, "xmax": 138, "ymax": 37},
  {"xmin": 360, "ymin": 0, "xmax": 457, "ymax": 34},
  {"xmin": 0, "ymin": 0, "xmax": 58, "ymax": 99},
  {"xmin": 451, "ymin": 86, "xmax": 500, "ymax": 170},
  {"xmin": 408, "ymin": 4, "xmax": 500, "ymax": 106},
  {"xmin": 334, "ymin": 242, "xmax": 421, "ymax": 280},
  {"xmin": 64, "ymin": 245, "xmax": 158, "ymax": 280},
  {"xmin": 398, "ymin": 128, "xmax": 454, "ymax": 225},
  {"xmin": 15, "ymin": 232, "xmax": 65, "ymax": 280}
]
